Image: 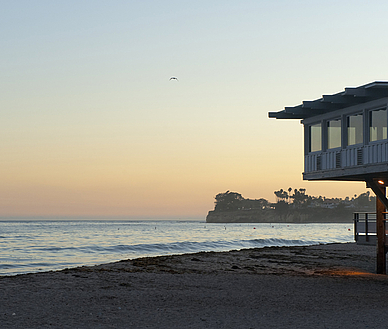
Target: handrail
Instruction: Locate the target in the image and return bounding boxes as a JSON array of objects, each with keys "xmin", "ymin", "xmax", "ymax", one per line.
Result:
[
  {"xmin": 354, "ymin": 212, "xmax": 388, "ymax": 245},
  {"xmin": 353, "ymin": 212, "xmax": 388, "ymax": 219}
]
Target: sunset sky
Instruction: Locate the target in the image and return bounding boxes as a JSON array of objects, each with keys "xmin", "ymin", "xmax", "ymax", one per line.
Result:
[{"xmin": 2, "ymin": 1, "xmax": 388, "ymax": 218}]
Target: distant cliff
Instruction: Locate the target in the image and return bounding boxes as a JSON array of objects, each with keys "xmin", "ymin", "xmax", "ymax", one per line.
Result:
[
  {"xmin": 206, "ymin": 189, "xmax": 374, "ymax": 223},
  {"xmin": 206, "ymin": 208, "xmax": 354, "ymax": 223}
]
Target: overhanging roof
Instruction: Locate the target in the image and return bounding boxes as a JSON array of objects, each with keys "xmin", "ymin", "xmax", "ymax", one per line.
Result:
[{"xmin": 268, "ymin": 81, "xmax": 388, "ymax": 120}]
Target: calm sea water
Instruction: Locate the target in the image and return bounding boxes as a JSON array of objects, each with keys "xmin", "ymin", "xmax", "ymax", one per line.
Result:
[{"xmin": 0, "ymin": 220, "xmax": 354, "ymax": 276}]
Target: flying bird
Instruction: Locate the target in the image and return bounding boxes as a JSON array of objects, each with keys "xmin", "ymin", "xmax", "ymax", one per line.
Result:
[{"xmin": 169, "ymin": 77, "xmax": 178, "ymax": 81}]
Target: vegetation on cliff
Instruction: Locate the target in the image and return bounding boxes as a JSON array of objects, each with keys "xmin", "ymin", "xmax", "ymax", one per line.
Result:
[
  {"xmin": 207, "ymin": 189, "xmax": 375, "ymax": 223},
  {"xmin": 213, "ymin": 189, "xmax": 375, "ymax": 212}
]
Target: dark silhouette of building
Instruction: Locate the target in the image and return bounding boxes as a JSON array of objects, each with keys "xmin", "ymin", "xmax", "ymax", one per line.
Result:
[{"xmin": 269, "ymin": 81, "xmax": 388, "ymax": 274}]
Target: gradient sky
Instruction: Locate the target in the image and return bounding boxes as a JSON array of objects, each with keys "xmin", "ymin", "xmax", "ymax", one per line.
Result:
[{"xmin": 2, "ymin": 0, "xmax": 388, "ymax": 218}]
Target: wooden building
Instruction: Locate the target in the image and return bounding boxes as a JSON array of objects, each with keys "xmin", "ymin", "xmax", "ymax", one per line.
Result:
[{"xmin": 269, "ymin": 81, "xmax": 388, "ymax": 274}]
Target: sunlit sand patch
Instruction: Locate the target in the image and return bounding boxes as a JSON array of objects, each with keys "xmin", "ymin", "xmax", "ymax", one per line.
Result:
[{"xmin": 313, "ymin": 269, "xmax": 379, "ymax": 277}]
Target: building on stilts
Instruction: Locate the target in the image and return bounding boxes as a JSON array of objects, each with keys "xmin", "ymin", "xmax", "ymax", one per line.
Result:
[{"xmin": 269, "ymin": 81, "xmax": 388, "ymax": 274}]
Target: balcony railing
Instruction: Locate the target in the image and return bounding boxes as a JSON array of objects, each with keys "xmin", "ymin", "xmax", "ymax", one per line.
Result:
[{"xmin": 305, "ymin": 140, "xmax": 388, "ymax": 173}]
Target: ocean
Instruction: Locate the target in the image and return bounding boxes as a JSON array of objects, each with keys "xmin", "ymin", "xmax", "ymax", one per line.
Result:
[{"xmin": 0, "ymin": 219, "xmax": 355, "ymax": 276}]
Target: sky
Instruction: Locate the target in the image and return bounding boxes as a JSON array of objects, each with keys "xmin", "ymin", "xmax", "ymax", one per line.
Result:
[{"xmin": 2, "ymin": 0, "xmax": 388, "ymax": 219}]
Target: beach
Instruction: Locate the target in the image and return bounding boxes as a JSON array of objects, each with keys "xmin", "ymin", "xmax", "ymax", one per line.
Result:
[{"xmin": 1, "ymin": 243, "xmax": 388, "ymax": 328}]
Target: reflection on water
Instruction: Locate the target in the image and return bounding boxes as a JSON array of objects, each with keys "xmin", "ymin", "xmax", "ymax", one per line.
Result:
[{"xmin": 0, "ymin": 220, "xmax": 354, "ymax": 276}]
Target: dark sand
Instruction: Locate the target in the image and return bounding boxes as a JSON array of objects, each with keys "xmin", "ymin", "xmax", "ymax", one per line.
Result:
[{"xmin": 2, "ymin": 243, "xmax": 388, "ymax": 328}]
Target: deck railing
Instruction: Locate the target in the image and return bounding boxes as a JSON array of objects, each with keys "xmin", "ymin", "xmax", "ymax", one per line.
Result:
[
  {"xmin": 353, "ymin": 212, "xmax": 388, "ymax": 245},
  {"xmin": 305, "ymin": 140, "xmax": 388, "ymax": 173}
]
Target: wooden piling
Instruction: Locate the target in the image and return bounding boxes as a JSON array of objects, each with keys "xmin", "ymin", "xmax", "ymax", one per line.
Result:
[{"xmin": 376, "ymin": 186, "xmax": 386, "ymax": 274}]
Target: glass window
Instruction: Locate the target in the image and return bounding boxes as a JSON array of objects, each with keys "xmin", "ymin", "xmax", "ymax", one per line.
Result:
[
  {"xmin": 347, "ymin": 113, "xmax": 363, "ymax": 145},
  {"xmin": 370, "ymin": 108, "xmax": 387, "ymax": 142},
  {"xmin": 327, "ymin": 118, "xmax": 341, "ymax": 149},
  {"xmin": 309, "ymin": 123, "xmax": 321, "ymax": 152}
]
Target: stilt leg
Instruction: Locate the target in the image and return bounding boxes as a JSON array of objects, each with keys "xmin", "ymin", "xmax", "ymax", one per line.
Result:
[{"xmin": 376, "ymin": 186, "xmax": 386, "ymax": 274}]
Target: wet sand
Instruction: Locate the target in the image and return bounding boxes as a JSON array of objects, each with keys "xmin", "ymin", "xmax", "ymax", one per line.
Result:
[{"xmin": 1, "ymin": 243, "xmax": 388, "ymax": 328}]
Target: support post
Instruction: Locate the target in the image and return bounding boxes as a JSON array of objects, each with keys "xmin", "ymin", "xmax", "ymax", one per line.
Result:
[
  {"xmin": 366, "ymin": 180, "xmax": 387, "ymax": 274},
  {"xmin": 376, "ymin": 187, "xmax": 386, "ymax": 274}
]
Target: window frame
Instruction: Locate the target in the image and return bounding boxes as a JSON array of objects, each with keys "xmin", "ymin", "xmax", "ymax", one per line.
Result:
[
  {"xmin": 327, "ymin": 117, "xmax": 342, "ymax": 150},
  {"xmin": 309, "ymin": 122, "xmax": 322, "ymax": 153},
  {"xmin": 369, "ymin": 107, "xmax": 387, "ymax": 143},
  {"xmin": 347, "ymin": 112, "xmax": 363, "ymax": 146}
]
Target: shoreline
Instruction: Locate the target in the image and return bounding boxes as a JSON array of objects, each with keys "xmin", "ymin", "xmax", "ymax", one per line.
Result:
[
  {"xmin": 65, "ymin": 242, "xmax": 377, "ymax": 276},
  {"xmin": 2, "ymin": 243, "xmax": 388, "ymax": 328},
  {"xmin": 0, "ymin": 239, "xmax": 355, "ymax": 278}
]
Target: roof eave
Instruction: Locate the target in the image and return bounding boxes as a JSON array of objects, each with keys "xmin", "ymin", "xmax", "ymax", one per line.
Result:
[{"xmin": 268, "ymin": 81, "xmax": 388, "ymax": 120}]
